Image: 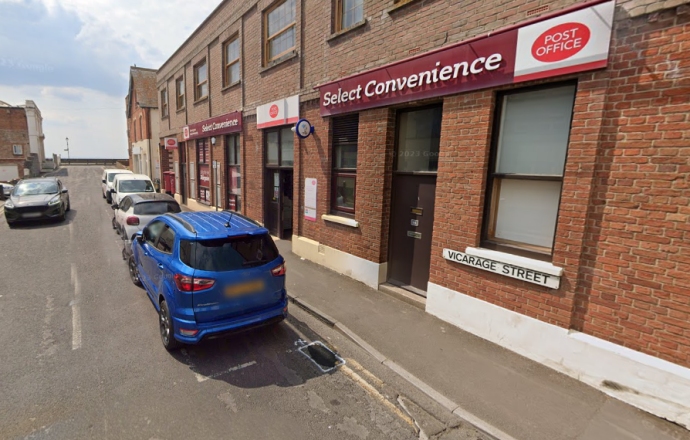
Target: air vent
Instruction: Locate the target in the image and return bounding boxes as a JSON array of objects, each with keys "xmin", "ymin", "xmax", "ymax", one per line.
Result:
[
  {"xmin": 527, "ymin": 5, "xmax": 549, "ymax": 16},
  {"xmin": 408, "ymin": 47, "xmax": 421, "ymax": 55}
]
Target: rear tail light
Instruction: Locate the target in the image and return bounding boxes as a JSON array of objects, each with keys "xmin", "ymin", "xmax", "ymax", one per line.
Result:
[
  {"xmin": 126, "ymin": 216, "xmax": 140, "ymax": 226},
  {"xmin": 173, "ymin": 274, "xmax": 215, "ymax": 292},
  {"xmin": 271, "ymin": 263, "xmax": 286, "ymax": 277}
]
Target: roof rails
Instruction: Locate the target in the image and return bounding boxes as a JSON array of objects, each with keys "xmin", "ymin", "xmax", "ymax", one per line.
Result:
[
  {"xmin": 165, "ymin": 213, "xmax": 196, "ymax": 233},
  {"xmin": 224, "ymin": 210, "xmax": 262, "ymax": 227}
]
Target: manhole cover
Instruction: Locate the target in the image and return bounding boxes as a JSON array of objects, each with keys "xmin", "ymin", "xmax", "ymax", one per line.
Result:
[{"xmin": 298, "ymin": 341, "xmax": 345, "ymax": 373}]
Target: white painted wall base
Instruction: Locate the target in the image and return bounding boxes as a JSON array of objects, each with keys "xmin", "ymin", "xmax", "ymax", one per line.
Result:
[
  {"xmin": 426, "ymin": 282, "xmax": 690, "ymax": 428},
  {"xmin": 292, "ymin": 235, "xmax": 387, "ymax": 289}
]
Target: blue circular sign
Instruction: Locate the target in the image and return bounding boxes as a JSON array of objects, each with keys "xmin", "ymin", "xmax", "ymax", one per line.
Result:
[{"xmin": 295, "ymin": 119, "xmax": 314, "ymax": 139}]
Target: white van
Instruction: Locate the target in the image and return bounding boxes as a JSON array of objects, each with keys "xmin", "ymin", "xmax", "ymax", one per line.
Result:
[
  {"xmin": 102, "ymin": 169, "xmax": 133, "ymax": 203},
  {"xmin": 110, "ymin": 174, "xmax": 155, "ymax": 206}
]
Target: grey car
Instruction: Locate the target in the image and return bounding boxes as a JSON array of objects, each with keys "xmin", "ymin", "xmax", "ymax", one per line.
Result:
[{"xmin": 3, "ymin": 177, "xmax": 70, "ymax": 227}]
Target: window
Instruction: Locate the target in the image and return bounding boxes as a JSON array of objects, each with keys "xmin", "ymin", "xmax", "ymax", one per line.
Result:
[
  {"xmin": 189, "ymin": 162, "xmax": 196, "ymax": 202},
  {"xmin": 197, "ymin": 139, "xmax": 211, "ymax": 203},
  {"xmin": 134, "ymin": 201, "xmax": 181, "ymax": 215},
  {"xmin": 265, "ymin": 127, "xmax": 294, "ymax": 167},
  {"xmin": 264, "ymin": 0, "xmax": 296, "ymax": 64},
  {"xmin": 226, "ymin": 134, "xmax": 241, "ymax": 211},
  {"xmin": 483, "ymin": 84, "xmax": 576, "ymax": 257},
  {"xmin": 223, "ymin": 38, "xmax": 240, "ymax": 87},
  {"xmin": 139, "ymin": 116, "xmax": 143, "ymax": 140},
  {"xmin": 331, "ymin": 114, "xmax": 359, "ymax": 214},
  {"xmin": 336, "ymin": 0, "xmax": 363, "ymax": 32},
  {"xmin": 155, "ymin": 225, "xmax": 175, "ymax": 254},
  {"xmin": 119, "ymin": 197, "xmax": 132, "ymax": 212},
  {"xmin": 12, "ymin": 145, "xmax": 23, "ymax": 155},
  {"xmin": 180, "ymin": 234, "xmax": 279, "ymax": 272},
  {"xmin": 194, "ymin": 60, "xmax": 208, "ymax": 101},
  {"xmin": 175, "ymin": 77, "xmax": 185, "ymax": 110},
  {"xmin": 144, "ymin": 220, "xmax": 166, "ymax": 245},
  {"xmin": 161, "ymin": 89, "xmax": 168, "ymax": 117},
  {"xmin": 395, "ymin": 106, "xmax": 442, "ymax": 173}
]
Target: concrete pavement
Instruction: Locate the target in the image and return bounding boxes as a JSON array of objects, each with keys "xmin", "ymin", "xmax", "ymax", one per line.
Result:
[{"xmin": 274, "ymin": 240, "xmax": 690, "ymax": 440}]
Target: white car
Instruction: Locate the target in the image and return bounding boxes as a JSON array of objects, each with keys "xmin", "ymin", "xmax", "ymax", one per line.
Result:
[
  {"xmin": 112, "ymin": 193, "xmax": 181, "ymax": 241},
  {"xmin": 110, "ymin": 174, "xmax": 155, "ymax": 207},
  {"xmin": 102, "ymin": 168, "xmax": 133, "ymax": 203}
]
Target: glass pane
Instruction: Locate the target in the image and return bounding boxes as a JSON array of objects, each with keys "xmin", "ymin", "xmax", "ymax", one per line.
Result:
[
  {"xmin": 226, "ymin": 39, "xmax": 239, "ymax": 62},
  {"xmin": 396, "ymin": 106, "xmax": 442, "ymax": 172},
  {"xmin": 494, "ymin": 179, "xmax": 562, "ymax": 248},
  {"xmin": 268, "ymin": 0, "xmax": 295, "ymax": 36},
  {"xmin": 201, "ymin": 83, "xmax": 208, "ymax": 98},
  {"xmin": 335, "ymin": 143, "xmax": 357, "ymax": 169},
  {"xmin": 334, "ymin": 176, "xmax": 355, "ymax": 210},
  {"xmin": 197, "ymin": 63, "xmax": 207, "ymax": 83},
  {"xmin": 496, "ymin": 85, "xmax": 575, "ymax": 176},
  {"xmin": 267, "ymin": 131, "xmax": 279, "ymax": 165},
  {"xmin": 269, "ymin": 26, "xmax": 295, "ymax": 59},
  {"xmin": 230, "ymin": 63, "xmax": 240, "ymax": 84},
  {"xmin": 280, "ymin": 127, "xmax": 294, "ymax": 166}
]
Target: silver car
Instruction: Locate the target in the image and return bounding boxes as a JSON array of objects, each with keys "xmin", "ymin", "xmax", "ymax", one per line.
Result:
[{"xmin": 112, "ymin": 193, "xmax": 181, "ymax": 241}]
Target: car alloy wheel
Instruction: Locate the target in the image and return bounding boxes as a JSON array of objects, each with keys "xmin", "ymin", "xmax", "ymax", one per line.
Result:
[
  {"xmin": 128, "ymin": 256, "xmax": 142, "ymax": 286},
  {"xmin": 159, "ymin": 301, "xmax": 181, "ymax": 351}
]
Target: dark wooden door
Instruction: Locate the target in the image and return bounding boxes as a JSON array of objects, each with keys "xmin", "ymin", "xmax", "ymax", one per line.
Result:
[
  {"xmin": 264, "ymin": 170, "xmax": 280, "ymax": 237},
  {"xmin": 388, "ymin": 174, "xmax": 437, "ymax": 293}
]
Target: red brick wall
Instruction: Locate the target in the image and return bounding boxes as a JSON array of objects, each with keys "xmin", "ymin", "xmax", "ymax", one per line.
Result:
[
  {"xmin": 0, "ymin": 106, "xmax": 29, "ymax": 179},
  {"xmin": 243, "ymin": 116, "xmax": 263, "ymax": 221}
]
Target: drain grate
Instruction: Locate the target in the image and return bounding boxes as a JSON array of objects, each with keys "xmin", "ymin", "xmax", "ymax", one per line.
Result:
[{"xmin": 298, "ymin": 341, "xmax": 346, "ymax": 373}]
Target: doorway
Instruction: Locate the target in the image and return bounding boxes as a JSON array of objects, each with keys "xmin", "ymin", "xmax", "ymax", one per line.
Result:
[
  {"xmin": 263, "ymin": 127, "xmax": 295, "ymax": 239},
  {"xmin": 387, "ymin": 105, "xmax": 442, "ymax": 294}
]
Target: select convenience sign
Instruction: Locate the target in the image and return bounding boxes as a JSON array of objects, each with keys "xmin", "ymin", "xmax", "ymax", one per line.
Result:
[
  {"xmin": 183, "ymin": 111, "xmax": 242, "ymax": 141},
  {"xmin": 443, "ymin": 249, "xmax": 561, "ymax": 289},
  {"xmin": 317, "ymin": 0, "xmax": 614, "ymax": 117}
]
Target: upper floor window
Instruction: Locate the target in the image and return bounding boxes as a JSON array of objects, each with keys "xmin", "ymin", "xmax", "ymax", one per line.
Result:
[
  {"xmin": 176, "ymin": 77, "xmax": 185, "ymax": 110},
  {"xmin": 223, "ymin": 37, "xmax": 240, "ymax": 87},
  {"xmin": 161, "ymin": 89, "xmax": 168, "ymax": 117},
  {"xmin": 194, "ymin": 60, "xmax": 208, "ymax": 101},
  {"xmin": 336, "ymin": 0, "xmax": 363, "ymax": 32},
  {"xmin": 482, "ymin": 83, "xmax": 576, "ymax": 258},
  {"xmin": 264, "ymin": 0, "xmax": 296, "ymax": 64},
  {"xmin": 12, "ymin": 145, "xmax": 23, "ymax": 155},
  {"xmin": 139, "ymin": 116, "xmax": 143, "ymax": 139}
]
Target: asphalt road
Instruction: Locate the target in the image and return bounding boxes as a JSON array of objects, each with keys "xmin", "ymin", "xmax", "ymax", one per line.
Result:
[{"xmin": 0, "ymin": 166, "xmax": 483, "ymax": 440}]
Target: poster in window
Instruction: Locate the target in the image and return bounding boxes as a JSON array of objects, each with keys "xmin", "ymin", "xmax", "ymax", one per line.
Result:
[
  {"xmin": 304, "ymin": 178, "xmax": 317, "ymax": 221},
  {"xmin": 199, "ymin": 164, "xmax": 210, "ymax": 186}
]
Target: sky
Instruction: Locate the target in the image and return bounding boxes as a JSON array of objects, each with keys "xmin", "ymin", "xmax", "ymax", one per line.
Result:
[{"xmin": 0, "ymin": 0, "xmax": 221, "ymax": 159}]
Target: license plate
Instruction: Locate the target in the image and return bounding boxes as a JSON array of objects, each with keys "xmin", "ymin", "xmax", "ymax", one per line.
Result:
[
  {"xmin": 23, "ymin": 212, "xmax": 41, "ymax": 218},
  {"xmin": 225, "ymin": 280, "xmax": 264, "ymax": 297}
]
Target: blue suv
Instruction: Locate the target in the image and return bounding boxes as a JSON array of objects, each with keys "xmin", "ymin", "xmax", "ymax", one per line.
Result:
[{"xmin": 128, "ymin": 211, "xmax": 288, "ymax": 351}]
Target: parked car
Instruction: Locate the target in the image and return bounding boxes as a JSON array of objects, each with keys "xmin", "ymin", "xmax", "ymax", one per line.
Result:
[
  {"xmin": 110, "ymin": 173, "xmax": 154, "ymax": 207},
  {"xmin": 112, "ymin": 193, "xmax": 181, "ymax": 241},
  {"xmin": 3, "ymin": 177, "xmax": 70, "ymax": 227},
  {"xmin": 0, "ymin": 182, "xmax": 13, "ymax": 200},
  {"xmin": 128, "ymin": 211, "xmax": 288, "ymax": 351},
  {"xmin": 101, "ymin": 168, "xmax": 133, "ymax": 203}
]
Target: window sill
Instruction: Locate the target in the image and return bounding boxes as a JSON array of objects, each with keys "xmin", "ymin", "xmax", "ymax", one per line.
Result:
[
  {"xmin": 386, "ymin": 0, "xmax": 422, "ymax": 15},
  {"xmin": 176, "ymin": 107, "xmax": 186, "ymax": 114},
  {"xmin": 260, "ymin": 50, "xmax": 298, "ymax": 74},
  {"xmin": 221, "ymin": 80, "xmax": 241, "ymax": 92},
  {"xmin": 322, "ymin": 214, "xmax": 359, "ymax": 228},
  {"xmin": 193, "ymin": 96, "xmax": 209, "ymax": 105},
  {"xmin": 161, "ymin": 115, "xmax": 169, "ymax": 120},
  {"xmin": 327, "ymin": 20, "xmax": 367, "ymax": 43},
  {"xmin": 464, "ymin": 247, "xmax": 563, "ymax": 277}
]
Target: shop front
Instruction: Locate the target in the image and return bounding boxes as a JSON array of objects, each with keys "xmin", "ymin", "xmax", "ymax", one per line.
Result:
[
  {"xmin": 182, "ymin": 111, "xmax": 242, "ymax": 212},
  {"xmin": 257, "ymin": 95, "xmax": 299, "ymax": 239}
]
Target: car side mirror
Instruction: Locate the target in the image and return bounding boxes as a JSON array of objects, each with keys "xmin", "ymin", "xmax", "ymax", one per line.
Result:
[
  {"xmin": 141, "ymin": 227, "xmax": 149, "ymax": 241},
  {"xmin": 111, "ymin": 188, "xmax": 116, "ymax": 193},
  {"xmin": 111, "ymin": 204, "xmax": 118, "ymax": 210},
  {"xmin": 102, "ymin": 179, "xmax": 106, "ymax": 183},
  {"xmin": 135, "ymin": 232, "xmax": 145, "ymax": 243},
  {"xmin": 61, "ymin": 188, "xmax": 68, "ymax": 193}
]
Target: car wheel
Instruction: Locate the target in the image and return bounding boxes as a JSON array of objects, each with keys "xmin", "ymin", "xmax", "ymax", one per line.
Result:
[
  {"xmin": 7, "ymin": 221, "xmax": 16, "ymax": 229},
  {"xmin": 102, "ymin": 191, "xmax": 106, "ymax": 199},
  {"xmin": 66, "ymin": 198, "xmax": 71, "ymax": 212},
  {"xmin": 112, "ymin": 217, "xmax": 117, "ymax": 230},
  {"xmin": 128, "ymin": 256, "xmax": 142, "ymax": 287},
  {"xmin": 106, "ymin": 192, "xmax": 112, "ymax": 204},
  {"xmin": 58, "ymin": 205, "xmax": 66, "ymax": 222},
  {"xmin": 159, "ymin": 300, "xmax": 182, "ymax": 351}
]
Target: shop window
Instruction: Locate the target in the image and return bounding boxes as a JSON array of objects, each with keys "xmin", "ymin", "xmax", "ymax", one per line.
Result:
[
  {"xmin": 176, "ymin": 77, "xmax": 185, "ymax": 110},
  {"xmin": 197, "ymin": 139, "xmax": 211, "ymax": 203},
  {"xmin": 194, "ymin": 60, "xmax": 208, "ymax": 101},
  {"xmin": 336, "ymin": 0, "xmax": 363, "ymax": 32},
  {"xmin": 226, "ymin": 134, "xmax": 241, "ymax": 211},
  {"xmin": 265, "ymin": 127, "xmax": 294, "ymax": 167},
  {"xmin": 264, "ymin": 0, "xmax": 296, "ymax": 64},
  {"xmin": 223, "ymin": 37, "xmax": 240, "ymax": 87},
  {"xmin": 189, "ymin": 161, "xmax": 196, "ymax": 202},
  {"xmin": 483, "ymin": 83, "xmax": 576, "ymax": 257},
  {"xmin": 331, "ymin": 114, "xmax": 359, "ymax": 215},
  {"xmin": 395, "ymin": 106, "xmax": 442, "ymax": 173},
  {"xmin": 160, "ymin": 89, "xmax": 168, "ymax": 117}
]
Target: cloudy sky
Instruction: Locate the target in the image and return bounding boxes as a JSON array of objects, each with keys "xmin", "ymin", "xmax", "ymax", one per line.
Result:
[{"xmin": 0, "ymin": 0, "xmax": 220, "ymax": 158}]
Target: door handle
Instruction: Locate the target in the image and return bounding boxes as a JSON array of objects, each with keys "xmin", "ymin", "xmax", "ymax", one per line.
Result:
[{"xmin": 158, "ymin": 263, "xmax": 164, "ymax": 270}]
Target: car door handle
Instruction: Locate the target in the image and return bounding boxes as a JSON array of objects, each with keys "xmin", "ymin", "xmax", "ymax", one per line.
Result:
[{"xmin": 158, "ymin": 264, "xmax": 164, "ymax": 270}]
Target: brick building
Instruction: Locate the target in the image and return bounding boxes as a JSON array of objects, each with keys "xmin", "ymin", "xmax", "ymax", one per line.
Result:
[
  {"xmin": 155, "ymin": 0, "xmax": 690, "ymax": 426},
  {"xmin": 126, "ymin": 67, "xmax": 161, "ymax": 183},
  {"xmin": 0, "ymin": 100, "xmax": 31, "ymax": 181}
]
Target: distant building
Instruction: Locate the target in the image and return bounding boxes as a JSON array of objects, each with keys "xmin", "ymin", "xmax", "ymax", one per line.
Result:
[
  {"xmin": 0, "ymin": 100, "xmax": 31, "ymax": 181},
  {"xmin": 126, "ymin": 66, "xmax": 160, "ymax": 182}
]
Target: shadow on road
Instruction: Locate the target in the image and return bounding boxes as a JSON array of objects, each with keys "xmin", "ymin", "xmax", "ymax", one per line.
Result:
[
  {"xmin": 46, "ymin": 168, "xmax": 69, "ymax": 177},
  {"xmin": 169, "ymin": 313, "xmax": 338, "ymax": 389},
  {"xmin": 7, "ymin": 209, "xmax": 77, "ymax": 230}
]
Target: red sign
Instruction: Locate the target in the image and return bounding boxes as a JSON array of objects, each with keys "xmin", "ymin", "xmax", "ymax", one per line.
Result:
[
  {"xmin": 269, "ymin": 104, "xmax": 279, "ymax": 119},
  {"xmin": 199, "ymin": 164, "xmax": 210, "ymax": 186},
  {"xmin": 184, "ymin": 111, "xmax": 242, "ymax": 140},
  {"xmin": 164, "ymin": 137, "xmax": 178, "ymax": 150},
  {"xmin": 317, "ymin": 0, "xmax": 614, "ymax": 117}
]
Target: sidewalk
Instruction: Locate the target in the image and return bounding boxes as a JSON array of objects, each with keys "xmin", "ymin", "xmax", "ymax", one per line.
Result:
[{"xmin": 275, "ymin": 239, "xmax": 690, "ymax": 440}]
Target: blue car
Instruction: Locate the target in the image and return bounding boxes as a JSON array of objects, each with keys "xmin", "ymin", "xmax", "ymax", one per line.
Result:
[{"xmin": 128, "ymin": 211, "xmax": 288, "ymax": 351}]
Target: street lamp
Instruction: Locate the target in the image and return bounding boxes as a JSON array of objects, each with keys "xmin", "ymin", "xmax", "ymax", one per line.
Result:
[{"xmin": 64, "ymin": 137, "xmax": 70, "ymax": 161}]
